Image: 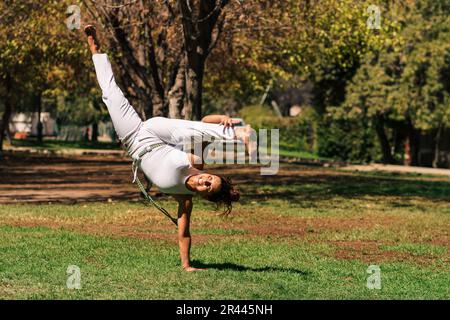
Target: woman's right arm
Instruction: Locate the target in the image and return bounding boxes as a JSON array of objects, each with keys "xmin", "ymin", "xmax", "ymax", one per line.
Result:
[{"xmin": 174, "ymin": 195, "xmax": 206, "ymax": 272}]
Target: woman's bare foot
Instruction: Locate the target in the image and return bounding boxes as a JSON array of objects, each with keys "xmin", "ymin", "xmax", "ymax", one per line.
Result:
[{"xmin": 84, "ymin": 25, "xmax": 100, "ymax": 54}]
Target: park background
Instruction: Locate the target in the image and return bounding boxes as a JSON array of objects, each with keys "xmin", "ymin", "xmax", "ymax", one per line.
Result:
[
  {"xmin": 0, "ymin": 0, "xmax": 449, "ymax": 299},
  {"xmin": 1, "ymin": 0, "xmax": 450, "ymax": 167}
]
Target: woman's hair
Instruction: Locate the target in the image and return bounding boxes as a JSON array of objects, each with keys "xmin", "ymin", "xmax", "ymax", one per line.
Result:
[{"xmin": 204, "ymin": 175, "xmax": 240, "ymax": 216}]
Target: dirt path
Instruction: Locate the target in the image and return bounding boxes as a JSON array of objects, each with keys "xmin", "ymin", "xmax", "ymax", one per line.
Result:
[
  {"xmin": 1, "ymin": 151, "xmax": 449, "ymax": 204},
  {"xmin": 0, "ymin": 153, "xmax": 137, "ymax": 203},
  {"xmin": 0, "ymin": 152, "xmax": 317, "ymax": 204}
]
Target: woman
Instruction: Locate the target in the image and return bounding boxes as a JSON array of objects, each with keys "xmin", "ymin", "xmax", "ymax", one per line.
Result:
[{"xmin": 84, "ymin": 25, "xmax": 252, "ymax": 272}]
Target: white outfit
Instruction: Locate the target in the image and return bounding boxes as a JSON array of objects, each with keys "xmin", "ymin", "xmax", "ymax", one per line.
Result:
[{"xmin": 92, "ymin": 53, "xmax": 235, "ymax": 194}]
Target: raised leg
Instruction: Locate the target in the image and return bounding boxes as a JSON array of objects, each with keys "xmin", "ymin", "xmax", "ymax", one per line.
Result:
[{"xmin": 85, "ymin": 25, "xmax": 142, "ymax": 148}]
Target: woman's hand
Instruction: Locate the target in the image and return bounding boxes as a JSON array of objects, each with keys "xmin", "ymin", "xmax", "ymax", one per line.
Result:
[
  {"xmin": 219, "ymin": 115, "xmax": 240, "ymax": 129},
  {"xmin": 202, "ymin": 114, "xmax": 240, "ymax": 128},
  {"xmin": 183, "ymin": 266, "xmax": 208, "ymax": 272}
]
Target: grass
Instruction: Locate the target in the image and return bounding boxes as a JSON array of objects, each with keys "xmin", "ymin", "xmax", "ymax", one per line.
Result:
[
  {"xmin": 0, "ymin": 166, "xmax": 449, "ymax": 299},
  {"xmin": 277, "ymin": 148, "xmax": 323, "ymax": 160},
  {"xmin": 258, "ymin": 141, "xmax": 325, "ymax": 161}
]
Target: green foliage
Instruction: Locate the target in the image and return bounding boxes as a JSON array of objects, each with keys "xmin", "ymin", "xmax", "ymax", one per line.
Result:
[
  {"xmin": 205, "ymin": 0, "xmax": 397, "ymax": 111},
  {"xmin": 240, "ymin": 105, "xmax": 316, "ymax": 153},
  {"xmin": 0, "ymin": 1, "xmax": 96, "ymax": 131},
  {"xmin": 1, "ymin": 0, "xmax": 448, "ymax": 164},
  {"xmin": 239, "ymin": 105, "xmax": 277, "ymax": 127},
  {"xmin": 323, "ymin": 0, "xmax": 450, "ymax": 162},
  {"xmin": 57, "ymin": 93, "xmax": 106, "ymax": 125},
  {"xmin": 206, "ymin": 1, "xmax": 411, "ymax": 163},
  {"xmin": 316, "ymin": 116, "xmax": 379, "ymax": 163}
]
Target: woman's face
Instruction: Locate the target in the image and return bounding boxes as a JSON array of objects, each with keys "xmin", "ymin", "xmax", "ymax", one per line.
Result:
[{"xmin": 194, "ymin": 173, "xmax": 222, "ymax": 196}]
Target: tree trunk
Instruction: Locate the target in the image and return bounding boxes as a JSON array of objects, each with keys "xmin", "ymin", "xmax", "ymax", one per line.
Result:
[
  {"xmin": 168, "ymin": 57, "xmax": 186, "ymax": 119},
  {"xmin": 432, "ymin": 124, "xmax": 444, "ymax": 168},
  {"xmin": 84, "ymin": 127, "xmax": 90, "ymax": 142},
  {"xmin": 178, "ymin": 0, "xmax": 229, "ymax": 121},
  {"xmin": 374, "ymin": 115, "xmax": 395, "ymax": 164},
  {"xmin": 107, "ymin": 11, "xmax": 160, "ymax": 120},
  {"xmin": 393, "ymin": 129, "xmax": 405, "ymax": 155},
  {"xmin": 0, "ymin": 99, "xmax": 13, "ymax": 153},
  {"xmin": 0, "ymin": 75, "xmax": 14, "ymax": 154},
  {"xmin": 36, "ymin": 92, "xmax": 43, "ymax": 143},
  {"xmin": 405, "ymin": 120, "xmax": 420, "ymax": 166},
  {"xmin": 185, "ymin": 61, "xmax": 204, "ymax": 121},
  {"xmin": 92, "ymin": 122, "xmax": 99, "ymax": 142},
  {"xmin": 182, "ymin": 85, "xmax": 192, "ymax": 120}
]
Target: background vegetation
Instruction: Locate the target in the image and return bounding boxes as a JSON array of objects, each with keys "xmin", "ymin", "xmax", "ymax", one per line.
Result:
[{"xmin": 1, "ymin": 0, "xmax": 449, "ymax": 165}]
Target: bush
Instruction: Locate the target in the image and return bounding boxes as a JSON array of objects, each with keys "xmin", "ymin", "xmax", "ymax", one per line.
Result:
[
  {"xmin": 239, "ymin": 105, "xmax": 383, "ymax": 162},
  {"xmin": 239, "ymin": 105, "xmax": 316, "ymax": 153},
  {"xmin": 316, "ymin": 116, "xmax": 379, "ymax": 163}
]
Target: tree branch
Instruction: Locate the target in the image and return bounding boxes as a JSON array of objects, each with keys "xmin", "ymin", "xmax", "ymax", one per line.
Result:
[
  {"xmin": 90, "ymin": 0, "xmax": 139, "ymax": 9},
  {"xmin": 208, "ymin": 11, "xmax": 225, "ymax": 55}
]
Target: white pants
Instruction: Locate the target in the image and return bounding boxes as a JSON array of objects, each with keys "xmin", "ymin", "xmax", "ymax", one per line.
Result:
[{"xmin": 92, "ymin": 54, "xmax": 143, "ymax": 158}]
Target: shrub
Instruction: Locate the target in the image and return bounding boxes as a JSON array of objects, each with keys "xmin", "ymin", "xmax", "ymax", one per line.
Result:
[{"xmin": 239, "ymin": 105, "xmax": 316, "ymax": 153}]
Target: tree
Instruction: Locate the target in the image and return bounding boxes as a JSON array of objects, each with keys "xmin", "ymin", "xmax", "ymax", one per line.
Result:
[
  {"xmin": 82, "ymin": 0, "xmax": 232, "ymax": 120},
  {"xmin": 396, "ymin": 1, "xmax": 450, "ymax": 166},
  {"xmin": 204, "ymin": 1, "xmax": 403, "ymax": 107},
  {"xmin": 0, "ymin": 1, "xmax": 53, "ymax": 152},
  {"xmin": 0, "ymin": 1, "xmax": 95, "ymax": 153},
  {"xmin": 337, "ymin": 0, "xmax": 450, "ymax": 166}
]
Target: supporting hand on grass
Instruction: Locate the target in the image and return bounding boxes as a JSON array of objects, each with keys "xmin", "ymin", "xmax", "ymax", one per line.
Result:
[{"xmin": 183, "ymin": 266, "xmax": 208, "ymax": 272}]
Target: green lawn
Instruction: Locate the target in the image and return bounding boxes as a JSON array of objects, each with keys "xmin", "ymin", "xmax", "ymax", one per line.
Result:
[{"xmin": 0, "ymin": 167, "xmax": 449, "ymax": 299}]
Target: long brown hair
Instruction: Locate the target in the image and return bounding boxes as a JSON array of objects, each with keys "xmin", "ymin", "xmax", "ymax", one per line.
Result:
[{"xmin": 203, "ymin": 176, "xmax": 240, "ymax": 216}]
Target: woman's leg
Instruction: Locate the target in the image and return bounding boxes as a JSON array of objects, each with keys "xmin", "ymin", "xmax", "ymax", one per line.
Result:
[{"xmin": 85, "ymin": 25, "xmax": 142, "ymax": 148}]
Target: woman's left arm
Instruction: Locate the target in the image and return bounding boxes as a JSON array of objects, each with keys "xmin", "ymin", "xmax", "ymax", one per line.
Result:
[{"xmin": 202, "ymin": 114, "xmax": 240, "ymax": 127}]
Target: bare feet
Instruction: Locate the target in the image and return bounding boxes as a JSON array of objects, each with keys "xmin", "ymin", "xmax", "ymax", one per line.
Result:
[{"xmin": 84, "ymin": 24, "xmax": 100, "ymax": 54}]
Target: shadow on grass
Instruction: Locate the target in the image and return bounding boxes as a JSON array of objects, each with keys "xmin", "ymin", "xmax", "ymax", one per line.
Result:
[
  {"xmin": 191, "ymin": 260, "xmax": 311, "ymax": 276},
  {"xmin": 227, "ymin": 170, "xmax": 450, "ymax": 205},
  {"xmin": 11, "ymin": 138, "xmax": 121, "ymax": 150}
]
